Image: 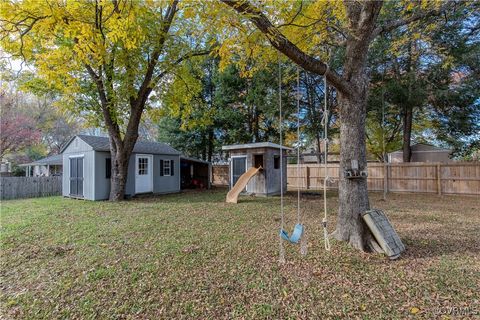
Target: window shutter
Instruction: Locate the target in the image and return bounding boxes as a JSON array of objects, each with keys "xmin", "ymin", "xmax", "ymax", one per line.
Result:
[
  {"xmin": 170, "ymin": 160, "xmax": 174, "ymax": 176},
  {"xmin": 106, "ymin": 158, "xmax": 111, "ymax": 179},
  {"xmin": 160, "ymin": 160, "xmax": 164, "ymax": 176}
]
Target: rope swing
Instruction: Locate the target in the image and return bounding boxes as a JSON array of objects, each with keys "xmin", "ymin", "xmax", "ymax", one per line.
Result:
[
  {"xmin": 278, "ymin": 58, "xmax": 331, "ymax": 263},
  {"xmin": 322, "ymin": 70, "xmax": 331, "ymax": 251},
  {"xmin": 279, "ymin": 62, "xmax": 305, "ymax": 259}
]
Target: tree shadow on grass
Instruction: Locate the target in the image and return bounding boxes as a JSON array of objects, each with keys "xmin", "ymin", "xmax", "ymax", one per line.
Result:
[{"xmin": 399, "ymin": 224, "xmax": 479, "ymax": 259}]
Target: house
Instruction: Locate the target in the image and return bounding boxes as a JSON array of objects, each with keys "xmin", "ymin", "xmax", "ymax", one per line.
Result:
[
  {"xmin": 20, "ymin": 154, "xmax": 63, "ymax": 177},
  {"xmin": 61, "ymin": 135, "xmax": 182, "ymax": 200},
  {"xmin": 388, "ymin": 143, "xmax": 453, "ymax": 163},
  {"xmin": 301, "ymin": 151, "xmax": 340, "ymax": 164},
  {"xmin": 0, "ymin": 160, "xmax": 12, "ymax": 176}
]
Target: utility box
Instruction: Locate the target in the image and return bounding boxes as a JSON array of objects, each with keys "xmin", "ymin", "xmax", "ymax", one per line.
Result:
[{"xmin": 222, "ymin": 142, "xmax": 292, "ymax": 196}]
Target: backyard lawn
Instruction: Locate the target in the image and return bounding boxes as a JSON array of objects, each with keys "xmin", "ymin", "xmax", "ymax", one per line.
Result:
[{"xmin": 1, "ymin": 189, "xmax": 479, "ymax": 319}]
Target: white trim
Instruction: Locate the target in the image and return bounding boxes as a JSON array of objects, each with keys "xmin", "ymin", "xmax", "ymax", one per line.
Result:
[
  {"xmin": 163, "ymin": 158, "xmax": 172, "ymax": 176},
  {"xmin": 135, "ymin": 154, "xmax": 154, "ymax": 194},
  {"xmin": 230, "ymin": 155, "xmax": 248, "ymax": 192},
  {"xmin": 69, "ymin": 154, "xmax": 85, "ymax": 158}
]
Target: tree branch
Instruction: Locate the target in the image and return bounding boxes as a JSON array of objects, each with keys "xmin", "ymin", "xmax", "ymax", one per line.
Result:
[
  {"xmin": 220, "ymin": 0, "xmax": 352, "ymax": 96},
  {"xmin": 372, "ymin": 2, "xmax": 455, "ymax": 38},
  {"xmin": 134, "ymin": 0, "xmax": 179, "ymax": 110}
]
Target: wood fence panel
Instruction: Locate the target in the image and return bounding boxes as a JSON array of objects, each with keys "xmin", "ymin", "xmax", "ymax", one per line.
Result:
[
  {"xmin": 212, "ymin": 162, "xmax": 479, "ymax": 195},
  {"xmin": 388, "ymin": 163, "xmax": 438, "ymax": 194},
  {"xmin": 440, "ymin": 163, "xmax": 480, "ymax": 195},
  {"xmin": 211, "ymin": 165, "xmax": 229, "ymax": 186},
  {"xmin": 366, "ymin": 164, "xmax": 384, "ymax": 191},
  {"xmin": 0, "ymin": 176, "xmax": 62, "ymax": 200}
]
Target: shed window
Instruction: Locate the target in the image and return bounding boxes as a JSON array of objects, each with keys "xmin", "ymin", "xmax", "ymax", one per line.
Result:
[
  {"xmin": 160, "ymin": 159, "xmax": 175, "ymax": 176},
  {"xmin": 106, "ymin": 158, "xmax": 111, "ymax": 179},
  {"xmin": 274, "ymin": 155, "xmax": 280, "ymax": 169},
  {"xmin": 138, "ymin": 158, "xmax": 148, "ymax": 175}
]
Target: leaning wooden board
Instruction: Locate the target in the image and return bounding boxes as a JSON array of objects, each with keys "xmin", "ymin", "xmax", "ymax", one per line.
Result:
[{"xmin": 362, "ymin": 209, "xmax": 406, "ymax": 259}]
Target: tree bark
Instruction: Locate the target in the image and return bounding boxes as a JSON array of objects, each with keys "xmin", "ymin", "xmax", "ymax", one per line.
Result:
[
  {"xmin": 109, "ymin": 145, "xmax": 130, "ymax": 200},
  {"xmin": 335, "ymin": 92, "xmax": 372, "ymax": 250},
  {"xmin": 207, "ymin": 128, "xmax": 214, "ymax": 162},
  {"xmin": 402, "ymin": 106, "xmax": 413, "ymax": 162}
]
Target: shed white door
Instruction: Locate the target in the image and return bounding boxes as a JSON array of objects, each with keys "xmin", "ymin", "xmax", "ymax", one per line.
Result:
[{"xmin": 135, "ymin": 155, "xmax": 153, "ymax": 194}]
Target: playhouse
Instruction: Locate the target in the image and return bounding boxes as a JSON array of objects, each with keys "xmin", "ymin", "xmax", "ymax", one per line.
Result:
[{"xmin": 222, "ymin": 142, "xmax": 291, "ymax": 202}]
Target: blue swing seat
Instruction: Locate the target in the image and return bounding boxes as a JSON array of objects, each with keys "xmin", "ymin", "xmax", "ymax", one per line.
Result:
[{"xmin": 280, "ymin": 223, "xmax": 304, "ymax": 244}]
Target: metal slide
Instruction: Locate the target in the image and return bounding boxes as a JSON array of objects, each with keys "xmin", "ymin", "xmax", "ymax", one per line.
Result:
[{"xmin": 226, "ymin": 167, "xmax": 262, "ymax": 203}]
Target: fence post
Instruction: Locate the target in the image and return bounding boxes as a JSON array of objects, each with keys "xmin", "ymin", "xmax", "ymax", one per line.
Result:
[
  {"xmin": 383, "ymin": 163, "xmax": 388, "ymax": 199},
  {"xmin": 437, "ymin": 163, "xmax": 442, "ymax": 195},
  {"xmin": 305, "ymin": 166, "xmax": 309, "ymax": 190}
]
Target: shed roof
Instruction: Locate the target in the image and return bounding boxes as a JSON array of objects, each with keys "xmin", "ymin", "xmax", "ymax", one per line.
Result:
[
  {"xmin": 180, "ymin": 156, "xmax": 210, "ymax": 164},
  {"xmin": 388, "ymin": 143, "xmax": 452, "ymax": 154},
  {"xmin": 61, "ymin": 135, "xmax": 181, "ymax": 155},
  {"xmin": 19, "ymin": 154, "xmax": 63, "ymax": 167},
  {"xmin": 222, "ymin": 142, "xmax": 293, "ymax": 151}
]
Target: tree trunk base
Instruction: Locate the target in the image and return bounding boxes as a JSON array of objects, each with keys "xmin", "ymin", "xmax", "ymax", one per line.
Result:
[{"xmin": 331, "ymin": 228, "xmax": 384, "ymax": 254}]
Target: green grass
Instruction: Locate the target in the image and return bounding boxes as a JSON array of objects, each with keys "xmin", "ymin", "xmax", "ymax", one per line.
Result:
[{"xmin": 1, "ymin": 189, "xmax": 479, "ymax": 319}]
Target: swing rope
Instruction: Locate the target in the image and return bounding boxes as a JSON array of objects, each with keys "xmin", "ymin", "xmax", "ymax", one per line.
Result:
[
  {"xmin": 297, "ymin": 67, "xmax": 307, "ymax": 255},
  {"xmin": 296, "ymin": 67, "xmax": 301, "ymax": 226},
  {"xmin": 278, "ymin": 57, "xmax": 286, "ymax": 264},
  {"xmin": 322, "ymin": 70, "xmax": 331, "ymax": 251},
  {"xmin": 278, "ymin": 61, "xmax": 305, "ymax": 256}
]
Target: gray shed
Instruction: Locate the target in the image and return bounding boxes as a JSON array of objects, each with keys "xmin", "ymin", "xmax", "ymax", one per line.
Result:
[
  {"xmin": 222, "ymin": 142, "xmax": 292, "ymax": 197},
  {"xmin": 388, "ymin": 143, "xmax": 453, "ymax": 163},
  {"xmin": 61, "ymin": 135, "xmax": 181, "ymax": 200}
]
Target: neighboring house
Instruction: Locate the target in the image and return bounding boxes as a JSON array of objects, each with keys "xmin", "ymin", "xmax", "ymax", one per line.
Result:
[
  {"xmin": 388, "ymin": 143, "xmax": 453, "ymax": 163},
  {"xmin": 301, "ymin": 151, "xmax": 341, "ymax": 164},
  {"xmin": 0, "ymin": 160, "xmax": 12, "ymax": 176},
  {"xmin": 61, "ymin": 135, "xmax": 182, "ymax": 200},
  {"xmin": 19, "ymin": 154, "xmax": 63, "ymax": 177}
]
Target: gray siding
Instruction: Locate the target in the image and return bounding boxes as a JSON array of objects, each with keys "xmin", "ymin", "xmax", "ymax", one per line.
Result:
[
  {"xmin": 62, "ymin": 137, "xmax": 95, "ymax": 200},
  {"xmin": 92, "ymin": 152, "xmax": 180, "ymax": 200},
  {"xmin": 152, "ymin": 154, "xmax": 180, "ymax": 194},
  {"xmin": 94, "ymin": 151, "xmax": 111, "ymax": 200}
]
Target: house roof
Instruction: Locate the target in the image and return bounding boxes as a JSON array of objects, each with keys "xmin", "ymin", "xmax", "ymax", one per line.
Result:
[
  {"xmin": 19, "ymin": 154, "xmax": 63, "ymax": 167},
  {"xmin": 222, "ymin": 142, "xmax": 294, "ymax": 151},
  {"xmin": 388, "ymin": 143, "xmax": 452, "ymax": 154},
  {"xmin": 61, "ymin": 135, "xmax": 181, "ymax": 155},
  {"xmin": 180, "ymin": 156, "xmax": 210, "ymax": 164}
]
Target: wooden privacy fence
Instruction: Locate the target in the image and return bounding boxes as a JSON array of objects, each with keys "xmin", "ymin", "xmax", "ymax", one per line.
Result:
[
  {"xmin": 213, "ymin": 162, "xmax": 480, "ymax": 196},
  {"xmin": 212, "ymin": 165, "xmax": 229, "ymax": 186},
  {"xmin": 0, "ymin": 176, "xmax": 62, "ymax": 200}
]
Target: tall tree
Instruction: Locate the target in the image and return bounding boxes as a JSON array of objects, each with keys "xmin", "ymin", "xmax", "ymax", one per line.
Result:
[
  {"xmin": 1, "ymin": 0, "xmax": 210, "ymax": 200},
  {"xmin": 216, "ymin": 0, "xmax": 460, "ymax": 251},
  {"xmin": 0, "ymin": 91, "xmax": 41, "ymax": 159},
  {"xmin": 367, "ymin": 5, "xmax": 480, "ymax": 161}
]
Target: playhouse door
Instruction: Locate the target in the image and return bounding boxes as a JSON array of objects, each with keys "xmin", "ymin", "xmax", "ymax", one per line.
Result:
[
  {"xmin": 231, "ymin": 156, "xmax": 247, "ymax": 189},
  {"xmin": 135, "ymin": 155, "xmax": 153, "ymax": 194}
]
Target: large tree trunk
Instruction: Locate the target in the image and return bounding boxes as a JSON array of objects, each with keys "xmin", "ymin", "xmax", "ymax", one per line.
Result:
[
  {"xmin": 108, "ymin": 134, "xmax": 138, "ymax": 201},
  {"xmin": 334, "ymin": 92, "xmax": 373, "ymax": 251},
  {"xmin": 110, "ymin": 148, "xmax": 130, "ymax": 201},
  {"xmin": 207, "ymin": 128, "xmax": 214, "ymax": 162},
  {"xmin": 402, "ymin": 106, "xmax": 413, "ymax": 162},
  {"xmin": 332, "ymin": 1, "xmax": 383, "ymax": 251}
]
